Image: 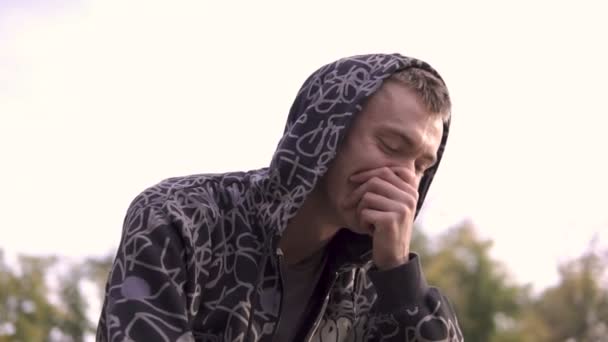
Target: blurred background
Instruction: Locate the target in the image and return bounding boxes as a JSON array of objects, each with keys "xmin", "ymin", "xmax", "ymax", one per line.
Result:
[{"xmin": 1, "ymin": 0, "xmax": 607, "ymax": 341}]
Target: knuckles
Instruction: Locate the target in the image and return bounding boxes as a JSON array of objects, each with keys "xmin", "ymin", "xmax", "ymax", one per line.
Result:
[
  {"xmin": 366, "ymin": 177, "xmax": 383, "ymax": 191},
  {"xmin": 380, "ymin": 167, "xmax": 393, "ymax": 177},
  {"xmin": 395, "ymin": 203, "xmax": 409, "ymax": 217}
]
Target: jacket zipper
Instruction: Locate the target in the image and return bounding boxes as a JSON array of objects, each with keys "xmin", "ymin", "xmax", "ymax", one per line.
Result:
[
  {"xmin": 270, "ymin": 248, "xmax": 285, "ymax": 342},
  {"xmin": 245, "ymin": 251, "xmax": 269, "ymax": 342},
  {"xmin": 303, "ymin": 272, "xmax": 339, "ymax": 342}
]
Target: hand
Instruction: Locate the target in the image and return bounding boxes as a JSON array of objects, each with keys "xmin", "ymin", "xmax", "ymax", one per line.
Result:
[{"xmin": 344, "ymin": 167, "xmax": 419, "ymax": 270}]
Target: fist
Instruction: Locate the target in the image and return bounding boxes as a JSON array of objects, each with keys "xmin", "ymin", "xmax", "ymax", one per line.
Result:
[{"xmin": 344, "ymin": 167, "xmax": 419, "ymax": 270}]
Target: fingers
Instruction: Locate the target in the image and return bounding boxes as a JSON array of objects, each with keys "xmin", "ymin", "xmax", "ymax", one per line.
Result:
[
  {"xmin": 344, "ymin": 167, "xmax": 418, "ymax": 209},
  {"xmin": 344, "ymin": 177, "xmax": 416, "ymax": 210},
  {"xmin": 353, "ymin": 168, "xmax": 418, "ymax": 270},
  {"xmin": 350, "ymin": 166, "xmax": 417, "ymax": 188},
  {"xmin": 359, "ymin": 208, "xmax": 384, "ymax": 235},
  {"xmin": 357, "ymin": 192, "xmax": 414, "ymax": 225},
  {"xmin": 391, "ymin": 167, "xmax": 418, "ymax": 187},
  {"xmin": 359, "ymin": 206, "xmax": 407, "ymax": 236}
]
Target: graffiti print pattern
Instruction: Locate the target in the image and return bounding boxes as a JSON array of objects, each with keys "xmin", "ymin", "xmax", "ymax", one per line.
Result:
[{"xmin": 97, "ymin": 53, "xmax": 463, "ymax": 342}]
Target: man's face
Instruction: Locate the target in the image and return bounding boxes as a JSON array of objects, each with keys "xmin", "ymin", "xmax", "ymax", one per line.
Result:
[{"xmin": 316, "ymin": 80, "xmax": 444, "ymax": 235}]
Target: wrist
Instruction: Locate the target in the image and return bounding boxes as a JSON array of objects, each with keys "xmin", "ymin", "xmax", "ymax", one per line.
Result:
[
  {"xmin": 374, "ymin": 250, "xmax": 410, "ymax": 270},
  {"xmin": 368, "ymin": 253, "xmax": 429, "ymax": 313}
]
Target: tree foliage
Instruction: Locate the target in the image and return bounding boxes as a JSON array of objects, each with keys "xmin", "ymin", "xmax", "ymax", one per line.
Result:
[
  {"xmin": 0, "ymin": 222, "xmax": 606, "ymax": 341},
  {"xmin": 413, "ymin": 221, "xmax": 525, "ymax": 341},
  {"xmin": 531, "ymin": 240, "xmax": 608, "ymax": 341},
  {"xmin": 412, "ymin": 221, "xmax": 607, "ymax": 342},
  {"xmin": 0, "ymin": 251, "xmax": 112, "ymax": 341}
]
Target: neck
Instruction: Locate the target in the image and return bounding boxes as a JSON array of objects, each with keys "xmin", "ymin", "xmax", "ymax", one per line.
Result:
[{"xmin": 279, "ymin": 190, "xmax": 339, "ymax": 265}]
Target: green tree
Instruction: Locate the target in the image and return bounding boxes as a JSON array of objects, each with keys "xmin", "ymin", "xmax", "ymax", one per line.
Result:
[
  {"xmin": 0, "ymin": 251, "xmax": 60, "ymax": 341},
  {"xmin": 55, "ymin": 265, "xmax": 93, "ymax": 342},
  {"xmin": 0, "ymin": 250, "xmax": 100, "ymax": 342},
  {"xmin": 83, "ymin": 253, "xmax": 114, "ymax": 301},
  {"xmin": 531, "ymin": 239, "xmax": 608, "ymax": 342},
  {"xmin": 414, "ymin": 220, "xmax": 529, "ymax": 342}
]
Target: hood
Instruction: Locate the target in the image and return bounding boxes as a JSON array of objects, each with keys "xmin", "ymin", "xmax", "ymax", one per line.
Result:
[{"xmin": 253, "ymin": 53, "xmax": 450, "ymax": 265}]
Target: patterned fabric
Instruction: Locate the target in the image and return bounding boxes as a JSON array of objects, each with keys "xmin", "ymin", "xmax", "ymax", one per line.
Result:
[{"xmin": 96, "ymin": 53, "xmax": 463, "ymax": 342}]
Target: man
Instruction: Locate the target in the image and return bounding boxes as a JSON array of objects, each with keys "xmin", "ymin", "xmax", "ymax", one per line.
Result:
[{"xmin": 97, "ymin": 53, "xmax": 463, "ymax": 342}]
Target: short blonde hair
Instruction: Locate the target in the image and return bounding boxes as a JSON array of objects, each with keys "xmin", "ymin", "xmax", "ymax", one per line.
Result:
[{"xmin": 390, "ymin": 68, "xmax": 451, "ymax": 122}]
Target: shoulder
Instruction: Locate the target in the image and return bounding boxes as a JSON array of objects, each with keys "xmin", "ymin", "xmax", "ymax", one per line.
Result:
[{"xmin": 125, "ymin": 170, "xmax": 259, "ymax": 227}]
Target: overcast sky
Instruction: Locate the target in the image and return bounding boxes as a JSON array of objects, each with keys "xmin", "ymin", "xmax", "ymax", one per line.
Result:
[{"xmin": 1, "ymin": 0, "xmax": 607, "ymax": 292}]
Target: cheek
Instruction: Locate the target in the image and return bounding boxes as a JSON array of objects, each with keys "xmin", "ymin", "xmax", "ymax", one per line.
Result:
[
  {"xmin": 328, "ymin": 136, "xmax": 388, "ymax": 196},
  {"xmin": 322, "ymin": 159, "xmax": 352, "ymax": 205},
  {"xmin": 342, "ymin": 139, "xmax": 384, "ymax": 172},
  {"xmin": 327, "ymin": 165, "xmax": 351, "ymax": 199}
]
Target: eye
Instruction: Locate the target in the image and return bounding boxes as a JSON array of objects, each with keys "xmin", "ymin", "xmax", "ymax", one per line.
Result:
[
  {"xmin": 382, "ymin": 142, "xmax": 399, "ymax": 153},
  {"xmin": 380, "ymin": 138, "xmax": 400, "ymax": 153}
]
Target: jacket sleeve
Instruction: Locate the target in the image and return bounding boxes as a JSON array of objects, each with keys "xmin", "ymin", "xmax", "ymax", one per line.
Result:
[
  {"xmin": 96, "ymin": 196, "xmax": 201, "ymax": 342},
  {"xmin": 354, "ymin": 253, "xmax": 464, "ymax": 341}
]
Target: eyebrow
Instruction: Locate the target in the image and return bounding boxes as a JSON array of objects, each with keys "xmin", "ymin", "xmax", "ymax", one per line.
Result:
[{"xmin": 381, "ymin": 127, "xmax": 438, "ymax": 165}]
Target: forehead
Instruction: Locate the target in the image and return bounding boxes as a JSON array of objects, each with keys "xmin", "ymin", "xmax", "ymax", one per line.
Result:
[{"xmin": 358, "ymin": 80, "xmax": 443, "ymax": 136}]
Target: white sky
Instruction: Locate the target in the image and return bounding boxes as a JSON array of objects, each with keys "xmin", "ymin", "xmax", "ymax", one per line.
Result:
[{"xmin": 1, "ymin": 0, "xmax": 607, "ymax": 292}]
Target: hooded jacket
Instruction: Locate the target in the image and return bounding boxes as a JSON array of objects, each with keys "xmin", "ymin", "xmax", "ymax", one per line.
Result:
[{"xmin": 97, "ymin": 53, "xmax": 463, "ymax": 342}]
